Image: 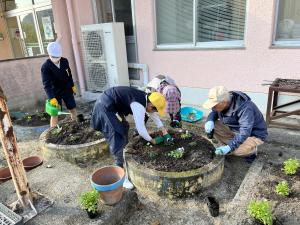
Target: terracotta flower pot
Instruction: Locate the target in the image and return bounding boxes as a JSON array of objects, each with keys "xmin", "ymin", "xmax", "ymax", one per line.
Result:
[
  {"xmin": 91, "ymin": 166, "xmax": 125, "ymax": 205},
  {"xmin": 0, "ymin": 167, "xmax": 12, "ymax": 182},
  {"xmin": 22, "ymin": 156, "xmax": 43, "ymax": 171}
]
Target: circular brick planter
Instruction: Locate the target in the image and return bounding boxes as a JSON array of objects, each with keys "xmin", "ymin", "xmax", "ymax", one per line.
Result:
[
  {"xmin": 39, "ymin": 127, "xmax": 108, "ymax": 166},
  {"xmin": 125, "ymin": 126, "xmax": 224, "ymax": 198}
]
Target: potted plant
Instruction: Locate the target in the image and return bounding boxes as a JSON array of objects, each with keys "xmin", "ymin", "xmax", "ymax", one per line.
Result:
[
  {"xmin": 248, "ymin": 200, "xmax": 273, "ymax": 225},
  {"xmin": 79, "ymin": 189, "xmax": 99, "ymax": 219}
]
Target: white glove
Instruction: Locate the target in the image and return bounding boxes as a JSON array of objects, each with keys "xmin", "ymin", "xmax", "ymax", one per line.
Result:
[{"xmin": 205, "ymin": 121, "xmax": 214, "ymax": 133}]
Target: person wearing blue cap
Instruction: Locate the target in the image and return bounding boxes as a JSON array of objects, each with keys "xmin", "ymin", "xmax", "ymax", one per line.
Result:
[{"xmin": 41, "ymin": 42, "xmax": 77, "ymax": 127}]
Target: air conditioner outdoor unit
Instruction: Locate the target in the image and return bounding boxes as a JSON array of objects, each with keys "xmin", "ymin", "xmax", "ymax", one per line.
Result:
[{"xmin": 81, "ymin": 23, "xmax": 129, "ymax": 92}]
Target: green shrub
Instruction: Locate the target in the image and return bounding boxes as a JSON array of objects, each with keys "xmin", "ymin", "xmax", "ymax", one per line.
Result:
[
  {"xmin": 283, "ymin": 158, "xmax": 299, "ymax": 175},
  {"xmin": 248, "ymin": 200, "xmax": 273, "ymax": 225},
  {"xmin": 79, "ymin": 189, "xmax": 99, "ymax": 213},
  {"xmin": 275, "ymin": 181, "xmax": 290, "ymax": 197}
]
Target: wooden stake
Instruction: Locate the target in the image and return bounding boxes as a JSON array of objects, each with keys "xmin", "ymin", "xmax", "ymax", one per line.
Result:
[{"xmin": 0, "ymin": 85, "xmax": 32, "ymax": 207}]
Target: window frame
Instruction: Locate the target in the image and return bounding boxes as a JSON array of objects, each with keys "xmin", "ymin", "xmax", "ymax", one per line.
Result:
[
  {"xmin": 153, "ymin": 0, "xmax": 247, "ymax": 50},
  {"xmin": 272, "ymin": 0, "xmax": 300, "ymax": 47},
  {"xmin": 3, "ymin": 1, "xmax": 53, "ymax": 58}
]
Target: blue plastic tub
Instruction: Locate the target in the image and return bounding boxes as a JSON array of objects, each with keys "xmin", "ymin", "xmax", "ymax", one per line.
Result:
[{"xmin": 181, "ymin": 106, "xmax": 203, "ymax": 123}]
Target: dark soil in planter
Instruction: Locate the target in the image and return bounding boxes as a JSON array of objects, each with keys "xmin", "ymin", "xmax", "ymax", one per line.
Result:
[
  {"xmin": 45, "ymin": 120, "xmax": 103, "ymax": 145},
  {"xmin": 130, "ymin": 130, "xmax": 215, "ymax": 172},
  {"xmin": 14, "ymin": 112, "xmax": 51, "ymax": 126}
]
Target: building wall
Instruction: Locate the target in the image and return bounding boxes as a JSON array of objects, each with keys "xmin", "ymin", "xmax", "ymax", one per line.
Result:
[
  {"xmin": 0, "ymin": 57, "xmax": 48, "ymax": 110},
  {"xmin": 0, "ymin": 13, "xmax": 13, "ymax": 60},
  {"xmin": 134, "ymin": 0, "xmax": 300, "ymax": 112}
]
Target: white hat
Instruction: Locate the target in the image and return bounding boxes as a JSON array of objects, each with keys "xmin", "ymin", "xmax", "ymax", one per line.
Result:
[
  {"xmin": 147, "ymin": 77, "xmax": 162, "ymax": 90},
  {"xmin": 47, "ymin": 42, "xmax": 62, "ymax": 57},
  {"xmin": 202, "ymin": 86, "xmax": 230, "ymax": 109}
]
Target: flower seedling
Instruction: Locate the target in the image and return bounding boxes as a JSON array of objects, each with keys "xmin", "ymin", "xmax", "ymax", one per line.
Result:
[
  {"xmin": 51, "ymin": 127, "xmax": 62, "ymax": 135},
  {"xmin": 69, "ymin": 135, "xmax": 80, "ymax": 142},
  {"xmin": 168, "ymin": 147, "xmax": 184, "ymax": 159},
  {"xmin": 248, "ymin": 200, "xmax": 273, "ymax": 225},
  {"xmin": 148, "ymin": 151, "xmax": 158, "ymax": 158},
  {"xmin": 180, "ymin": 130, "xmax": 192, "ymax": 140},
  {"xmin": 79, "ymin": 189, "xmax": 99, "ymax": 214},
  {"xmin": 95, "ymin": 131, "xmax": 102, "ymax": 137},
  {"xmin": 283, "ymin": 158, "xmax": 299, "ymax": 175},
  {"xmin": 188, "ymin": 141, "xmax": 197, "ymax": 147},
  {"xmin": 275, "ymin": 181, "xmax": 290, "ymax": 197}
]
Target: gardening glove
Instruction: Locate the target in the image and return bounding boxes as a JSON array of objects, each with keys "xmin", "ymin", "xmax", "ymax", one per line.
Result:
[
  {"xmin": 49, "ymin": 98, "xmax": 59, "ymax": 107},
  {"xmin": 163, "ymin": 133, "xmax": 173, "ymax": 143},
  {"xmin": 205, "ymin": 121, "xmax": 214, "ymax": 133},
  {"xmin": 72, "ymin": 86, "xmax": 77, "ymax": 95},
  {"xmin": 153, "ymin": 136, "xmax": 164, "ymax": 145},
  {"xmin": 170, "ymin": 120, "xmax": 182, "ymax": 128},
  {"xmin": 215, "ymin": 145, "xmax": 231, "ymax": 155}
]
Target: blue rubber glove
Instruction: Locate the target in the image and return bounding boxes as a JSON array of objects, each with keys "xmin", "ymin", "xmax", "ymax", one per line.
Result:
[
  {"xmin": 215, "ymin": 145, "xmax": 231, "ymax": 155},
  {"xmin": 205, "ymin": 121, "xmax": 214, "ymax": 133}
]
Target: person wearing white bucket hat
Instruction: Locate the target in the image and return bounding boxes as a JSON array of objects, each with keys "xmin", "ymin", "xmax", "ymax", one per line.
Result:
[
  {"xmin": 41, "ymin": 42, "xmax": 77, "ymax": 127},
  {"xmin": 203, "ymin": 86, "xmax": 268, "ymax": 163},
  {"xmin": 146, "ymin": 74, "xmax": 182, "ymax": 128}
]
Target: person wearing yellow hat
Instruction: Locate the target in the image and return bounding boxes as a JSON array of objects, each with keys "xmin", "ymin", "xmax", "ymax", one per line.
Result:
[
  {"xmin": 91, "ymin": 86, "xmax": 171, "ymax": 168},
  {"xmin": 203, "ymin": 86, "xmax": 268, "ymax": 163},
  {"xmin": 41, "ymin": 42, "xmax": 77, "ymax": 127}
]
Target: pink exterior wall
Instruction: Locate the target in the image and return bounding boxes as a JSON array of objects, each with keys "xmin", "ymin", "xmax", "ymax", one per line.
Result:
[
  {"xmin": 0, "ymin": 57, "xmax": 48, "ymax": 110},
  {"xmin": 134, "ymin": 0, "xmax": 300, "ymax": 94}
]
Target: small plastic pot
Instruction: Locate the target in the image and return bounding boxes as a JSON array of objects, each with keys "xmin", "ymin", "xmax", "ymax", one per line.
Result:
[
  {"xmin": 86, "ymin": 210, "xmax": 98, "ymax": 219},
  {"xmin": 206, "ymin": 196, "xmax": 219, "ymax": 217}
]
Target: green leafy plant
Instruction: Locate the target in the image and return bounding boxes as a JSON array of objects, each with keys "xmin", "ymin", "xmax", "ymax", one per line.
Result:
[
  {"xmin": 275, "ymin": 181, "xmax": 290, "ymax": 197},
  {"xmin": 248, "ymin": 200, "xmax": 273, "ymax": 225},
  {"xmin": 26, "ymin": 116, "xmax": 32, "ymax": 121},
  {"xmin": 79, "ymin": 189, "xmax": 99, "ymax": 213},
  {"xmin": 168, "ymin": 147, "xmax": 184, "ymax": 159},
  {"xmin": 95, "ymin": 131, "xmax": 102, "ymax": 137},
  {"xmin": 188, "ymin": 141, "xmax": 197, "ymax": 147},
  {"xmin": 148, "ymin": 151, "xmax": 158, "ymax": 158},
  {"xmin": 51, "ymin": 127, "xmax": 62, "ymax": 135},
  {"xmin": 69, "ymin": 135, "xmax": 80, "ymax": 142},
  {"xmin": 180, "ymin": 131, "xmax": 192, "ymax": 140},
  {"xmin": 283, "ymin": 158, "xmax": 299, "ymax": 175}
]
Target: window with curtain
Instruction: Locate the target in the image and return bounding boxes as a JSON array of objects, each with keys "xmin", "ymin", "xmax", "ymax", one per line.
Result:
[
  {"xmin": 275, "ymin": 0, "xmax": 300, "ymax": 42},
  {"xmin": 156, "ymin": 0, "xmax": 246, "ymax": 47}
]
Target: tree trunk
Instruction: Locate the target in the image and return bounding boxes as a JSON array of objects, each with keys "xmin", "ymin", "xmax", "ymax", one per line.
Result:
[{"xmin": 0, "ymin": 86, "xmax": 32, "ymax": 207}]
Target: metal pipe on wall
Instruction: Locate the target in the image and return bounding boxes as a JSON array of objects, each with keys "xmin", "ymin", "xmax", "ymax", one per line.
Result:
[{"xmin": 66, "ymin": 0, "xmax": 86, "ymax": 95}]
